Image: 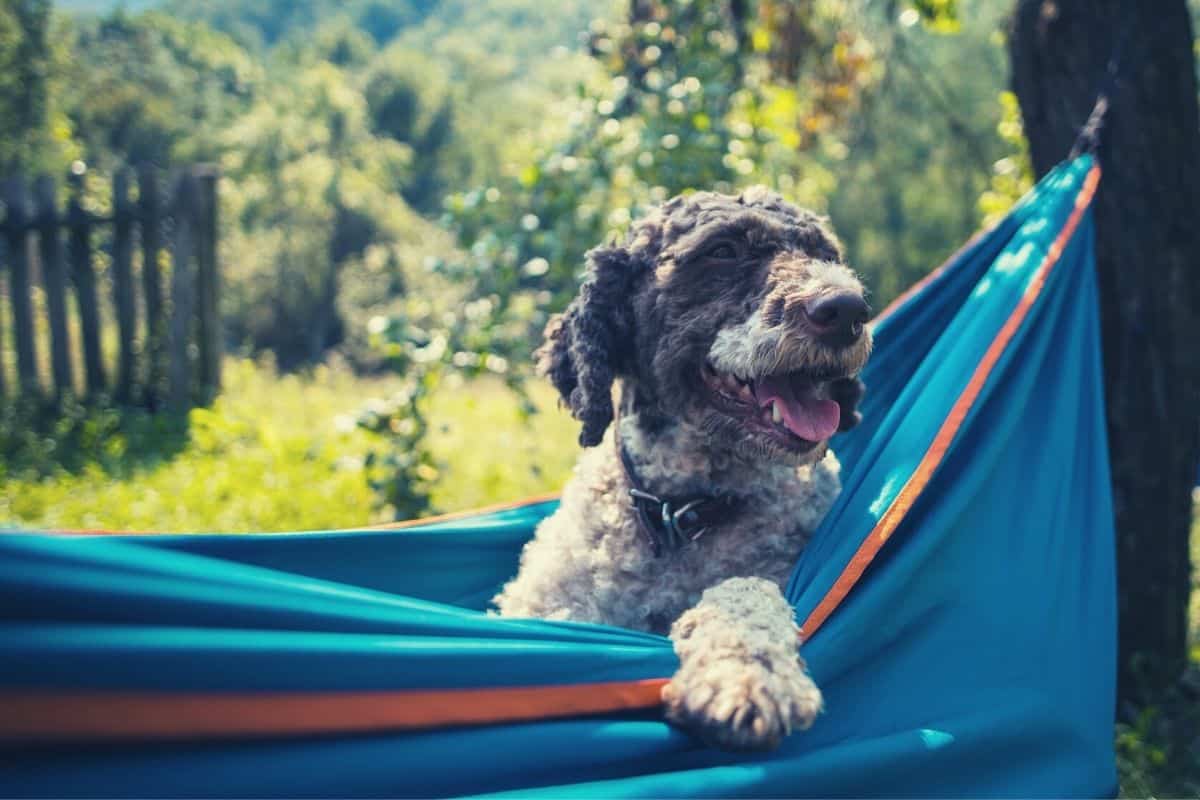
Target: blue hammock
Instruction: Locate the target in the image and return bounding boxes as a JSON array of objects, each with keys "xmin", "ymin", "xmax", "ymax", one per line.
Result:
[{"xmin": 0, "ymin": 156, "xmax": 1115, "ymax": 798}]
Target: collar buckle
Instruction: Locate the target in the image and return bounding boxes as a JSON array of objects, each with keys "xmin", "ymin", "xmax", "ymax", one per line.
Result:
[{"xmin": 629, "ymin": 489, "xmax": 711, "ymax": 556}]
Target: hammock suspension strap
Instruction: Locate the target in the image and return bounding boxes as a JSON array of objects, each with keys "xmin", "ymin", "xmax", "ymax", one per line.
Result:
[{"xmin": 1069, "ymin": 9, "xmax": 1131, "ymax": 158}]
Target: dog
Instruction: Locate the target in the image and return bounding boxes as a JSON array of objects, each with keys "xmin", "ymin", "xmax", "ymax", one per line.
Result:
[{"xmin": 494, "ymin": 186, "xmax": 872, "ymax": 751}]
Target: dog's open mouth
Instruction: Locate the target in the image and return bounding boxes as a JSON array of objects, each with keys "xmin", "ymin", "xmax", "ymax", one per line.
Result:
[{"xmin": 701, "ymin": 362, "xmax": 843, "ymax": 450}]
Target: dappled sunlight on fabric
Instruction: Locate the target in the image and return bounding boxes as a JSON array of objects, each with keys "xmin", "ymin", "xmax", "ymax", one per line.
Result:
[
  {"xmin": 1022, "ymin": 216, "xmax": 1051, "ymax": 238},
  {"xmin": 868, "ymin": 472, "xmax": 904, "ymax": 520},
  {"xmin": 919, "ymin": 728, "xmax": 955, "ymax": 750},
  {"xmin": 994, "ymin": 239, "xmax": 1038, "ymax": 274}
]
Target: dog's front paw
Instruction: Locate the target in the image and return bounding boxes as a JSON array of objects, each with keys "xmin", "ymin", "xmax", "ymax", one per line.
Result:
[{"xmin": 662, "ymin": 653, "xmax": 822, "ymax": 751}]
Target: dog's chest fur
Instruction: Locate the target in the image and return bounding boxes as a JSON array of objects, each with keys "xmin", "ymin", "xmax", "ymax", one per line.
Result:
[{"xmin": 494, "ymin": 415, "xmax": 841, "ymax": 635}]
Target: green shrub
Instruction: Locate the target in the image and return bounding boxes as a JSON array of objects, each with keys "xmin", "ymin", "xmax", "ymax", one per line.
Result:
[{"xmin": 1116, "ymin": 672, "xmax": 1200, "ymax": 798}]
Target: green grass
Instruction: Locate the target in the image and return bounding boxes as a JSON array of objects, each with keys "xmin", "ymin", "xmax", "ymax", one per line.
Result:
[
  {"xmin": 424, "ymin": 373, "xmax": 579, "ymax": 513},
  {"xmin": 0, "ymin": 357, "xmax": 578, "ymax": 532}
]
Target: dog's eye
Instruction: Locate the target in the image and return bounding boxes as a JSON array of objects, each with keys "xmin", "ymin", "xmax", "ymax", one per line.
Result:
[{"xmin": 705, "ymin": 242, "xmax": 738, "ymax": 261}]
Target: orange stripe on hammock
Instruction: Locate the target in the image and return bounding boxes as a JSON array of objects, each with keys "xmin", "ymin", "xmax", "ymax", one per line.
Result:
[
  {"xmin": 800, "ymin": 164, "xmax": 1102, "ymax": 641},
  {"xmin": 0, "ymin": 678, "xmax": 669, "ymax": 741},
  {"xmin": 365, "ymin": 491, "xmax": 561, "ymax": 530}
]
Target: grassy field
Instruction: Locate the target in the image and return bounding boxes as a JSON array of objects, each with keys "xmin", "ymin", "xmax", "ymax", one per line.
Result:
[{"xmin": 1, "ymin": 357, "xmax": 579, "ymax": 532}]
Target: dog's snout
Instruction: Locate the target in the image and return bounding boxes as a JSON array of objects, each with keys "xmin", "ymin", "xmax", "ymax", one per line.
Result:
[{"xmin": 804, "ymin": 293, "xmax": 870, "ymax": 347}]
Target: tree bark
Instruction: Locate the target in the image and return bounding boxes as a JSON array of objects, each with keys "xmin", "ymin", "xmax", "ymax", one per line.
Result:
[{"xmin": 1011, "ymin": 0, "xmax": 1200, "ymax": 705}]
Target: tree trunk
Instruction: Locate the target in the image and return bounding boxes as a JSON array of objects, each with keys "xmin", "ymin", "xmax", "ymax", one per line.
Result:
[{"xmin": 1010, "ymin": 0, "xmax": 1200, "ymax": 705}]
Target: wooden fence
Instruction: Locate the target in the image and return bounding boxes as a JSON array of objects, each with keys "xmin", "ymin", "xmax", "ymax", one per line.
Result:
[{"xmin": 0, "ymin": 163, "xmax": 220, "ymax": 411}]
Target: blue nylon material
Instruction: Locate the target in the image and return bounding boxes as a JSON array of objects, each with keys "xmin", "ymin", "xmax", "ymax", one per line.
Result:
[{"xmin": 0, "ymin": 157, "xmax": 1115, "ymax": 797}]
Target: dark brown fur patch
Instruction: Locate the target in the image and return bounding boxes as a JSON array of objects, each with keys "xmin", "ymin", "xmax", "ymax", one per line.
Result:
[{"xmin": 540, "ymin": 187, "xmax": 862, "ymax": 449}]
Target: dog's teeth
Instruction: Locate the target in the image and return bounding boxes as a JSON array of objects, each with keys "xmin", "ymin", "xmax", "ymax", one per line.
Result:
[{"xmin": 771, "ymin": 401, "xmax": 783, "ymax": 425}]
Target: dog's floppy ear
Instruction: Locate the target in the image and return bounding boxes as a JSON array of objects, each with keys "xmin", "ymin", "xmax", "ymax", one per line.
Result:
[{"xmin": 536, "ymin": 244, "xmax": 637, "ymax": 447}]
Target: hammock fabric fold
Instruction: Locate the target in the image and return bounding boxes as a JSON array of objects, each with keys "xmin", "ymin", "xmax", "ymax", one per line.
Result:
[{"xmin": 0, "ymin": 156, "xmax": 1116, "ymax": 798}]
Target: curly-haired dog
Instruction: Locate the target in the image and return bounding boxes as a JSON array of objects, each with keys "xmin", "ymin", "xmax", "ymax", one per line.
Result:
[{"xmin": 494, "ymin": 186, "xmax": 872, "ymax": 751}]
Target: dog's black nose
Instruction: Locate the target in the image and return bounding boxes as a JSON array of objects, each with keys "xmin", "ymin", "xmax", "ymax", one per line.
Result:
[{"xmin": 805, "ymin": 293, "xmax": 870, "ymax": 347}]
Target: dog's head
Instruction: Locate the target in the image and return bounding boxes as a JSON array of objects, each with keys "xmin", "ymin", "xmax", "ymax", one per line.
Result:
[{"xmin": 538, "ymin": 186, "xmax": 871, "ymax": 465}]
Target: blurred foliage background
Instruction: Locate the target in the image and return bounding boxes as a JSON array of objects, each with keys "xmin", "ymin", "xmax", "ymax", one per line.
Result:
[
  {"xmin": 2, "ymin": 0, "xmax": 1043, "ymax": 521},
  {"xmin": 0, "ymin": 0, "xmax": 1198, "ymax": 793}
]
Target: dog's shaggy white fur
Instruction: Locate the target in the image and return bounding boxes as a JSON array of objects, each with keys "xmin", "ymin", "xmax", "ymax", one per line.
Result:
[
  {"xmin": 494, "ymin": 187, "xmax": 870, "ymax": 751},
  {"xmin": 497, "ymin": 420, "xmax": 839, "ymax": 748}
]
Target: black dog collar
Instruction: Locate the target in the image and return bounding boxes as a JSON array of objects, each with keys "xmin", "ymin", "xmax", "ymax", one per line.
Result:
[{"xmin": 617, "ymin": 435, "xmax": 741, "ymax": 558}]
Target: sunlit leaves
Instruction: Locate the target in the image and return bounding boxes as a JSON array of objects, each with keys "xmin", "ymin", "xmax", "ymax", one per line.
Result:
[
  {"xmin": 979, "ymin": 91, "xmax": 1033, "ymax": 224},
  {"xmin": 217, "ymin": 49, "xmax": 426, "ymax": 367},
  {"xmin": 61, "ymin": 12, "xmax": 260, "ymax": 169},
  {"xmin": 751, "ymin": 0, "xmax": 880, "ymax": 148},
  {"xmin": 908, "ymin": 0, "xmax": 960, "ymax": 33}
]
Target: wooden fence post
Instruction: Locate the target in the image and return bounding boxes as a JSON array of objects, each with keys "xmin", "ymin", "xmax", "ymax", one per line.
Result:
[
  {"xmin": 34, "ymin": 175, "xmax": 73, "ymax": 399},
  {"xmin": 193, "ymin": 165, "xmax": 221, "ymax": 399},
  {"xmin": 112, "ymin": 168, "xmax": 137, "ymax": 404},
  {"xmin": 168, "ymin": 172, "xmax": 197, "ymax": 412},
  {"xmin": 4, "ymin": 176, "xmax": 39, "ymax": 395},
  {"xmin": 0, "ymin": 161, "xmax": 221, "ymax": 410},
  {"xmin": 139, "ymin": 164, "xmax": 164, "ymax": 409},
  {"xmin": 67, "ymin": 165, "xmax": 105, "ymax": 396}
]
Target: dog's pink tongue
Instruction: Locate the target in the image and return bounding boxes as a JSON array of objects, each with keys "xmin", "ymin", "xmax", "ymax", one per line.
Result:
[{"xmin": 757, "ymin": 376, "xmax": 840, "ymax": 441}]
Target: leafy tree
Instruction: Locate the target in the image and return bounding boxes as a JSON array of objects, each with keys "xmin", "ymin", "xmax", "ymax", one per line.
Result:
[
  {"xmin": 0, "ymin": 0, "xmax": 76, "ymax": 173},
  {"xmin": 218, "ymin": 56, "xmax": 417, "ymax": 367},
  {"xmin": 60, "ymin": 11, "xmax": 258, "ymax": 170},
  {"xmin": 304, "ymin": 19, "xmax": 376, "ymax": 69},
  {"xmin": 161, "ymin": 0, "xmax": 437, "ymax": 50},
  {"xmin": 362, "ymin": 47, "xmax": 458, "ymax": 212}
]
